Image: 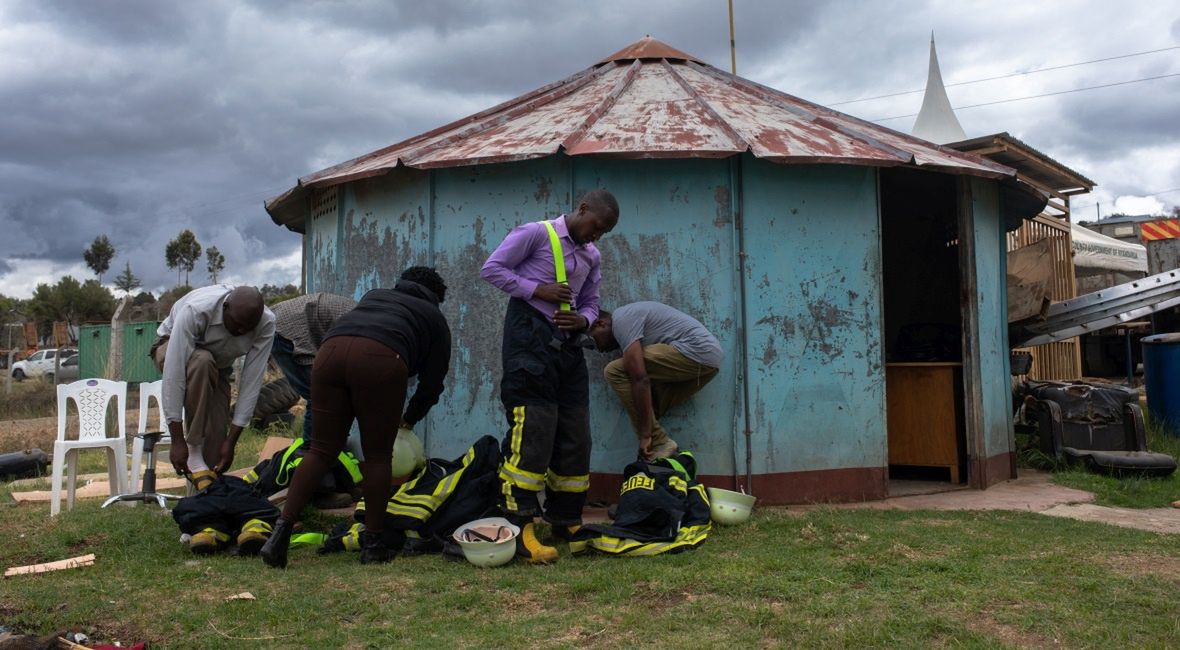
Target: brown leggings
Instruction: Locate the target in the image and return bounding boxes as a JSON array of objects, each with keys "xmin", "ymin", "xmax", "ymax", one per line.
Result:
[{"xmin": 280, "ymin": 336, "xmax": 408, "ymax": 534}]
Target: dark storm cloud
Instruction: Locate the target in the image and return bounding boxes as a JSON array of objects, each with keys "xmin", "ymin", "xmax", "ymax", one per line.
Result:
[
  {"xmin": 9, "ymin": 1, "xmax": 207, "ymax": 45},
  {"xmin": 0, "ymin": 0, "xmax": 1176, "ymax": 297}
]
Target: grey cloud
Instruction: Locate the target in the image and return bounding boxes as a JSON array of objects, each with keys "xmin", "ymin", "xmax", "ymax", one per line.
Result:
[
  {"xmin": 10, "ymin": 1, "xmax": 210, "ymax": 46},
  {"xmin": 0, "ymin": 0, "xmax": 1176, "ymax": 298}
]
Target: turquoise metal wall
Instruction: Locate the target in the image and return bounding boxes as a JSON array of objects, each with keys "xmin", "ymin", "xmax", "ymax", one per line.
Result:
[
  {"xmin": 967, "ymin": 178, "xmax": 1014, "ymax": 458},
  {"xmin": 583, "ymin": 158, "xmax": 739, "ymax": 476},
  {"xmin": 306, "ymin": 154, "xmax": 889, "ymax": 483},
  {"xmin": 740, "ymin": 158, "xmax": 885, "ymax": 475}
]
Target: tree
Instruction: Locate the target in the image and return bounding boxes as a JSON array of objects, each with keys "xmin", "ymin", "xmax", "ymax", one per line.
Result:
[
  {"xmin": 112, "ymin": 262, "xmax": 141, "ymax": 296},
  {"xmin": 83, "ymin": 234, "xmax": 115, "ymax": 282},
  {"xmin": 155, "ymin": 285, "xmax": 194, "ymax": 319},
  {"xmin": 132, "ymin": 291, "xmax": 156, "ymax": 306},
  {"xmin": 206, "ymin": 246, "xmax": 226, "ymax": 283},
  {"xmin": 260, "ymin": 283, "xmax": 301, "ymax": 306},
  {"xmin": 26, "ymin": 276, "xmax": 115, "ymax": 337},
  {"xmin": 165, "ymin": 230, "xmax": 202, "ymax": 287}
]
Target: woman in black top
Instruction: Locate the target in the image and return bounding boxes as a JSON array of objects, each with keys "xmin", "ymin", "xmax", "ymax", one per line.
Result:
[{"xmin": 262, "ymin": 266, "xmax": 452, "ymax": 568}]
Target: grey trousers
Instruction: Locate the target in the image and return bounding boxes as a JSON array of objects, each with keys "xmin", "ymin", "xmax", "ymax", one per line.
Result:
[{"xmin": 153, "ymin": 337, "xmax": 232, "ymax": 464}]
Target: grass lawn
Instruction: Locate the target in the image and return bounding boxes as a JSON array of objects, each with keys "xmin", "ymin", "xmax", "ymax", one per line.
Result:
[
  {"xmin": 2, "ymin": 481, "xmax": 1179, "ymax": 647},
  {"xmin": 3, "ymin": 411, "xmax": 1180, "ymax": 646}
]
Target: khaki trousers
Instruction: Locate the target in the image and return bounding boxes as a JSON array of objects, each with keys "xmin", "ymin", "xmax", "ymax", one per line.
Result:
[
  {"xmin": 603, "ymin": 343, "xmax": 718, "ymax": 451},
  {"xmin": 153, "ymin": 337, "xmax": 232, "ymax": 464}
]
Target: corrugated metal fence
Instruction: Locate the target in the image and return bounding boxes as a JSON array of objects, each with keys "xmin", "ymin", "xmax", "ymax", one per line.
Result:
[{"xmin": 78, "ymin": 321, "xmax": 161, "ymax": 382}]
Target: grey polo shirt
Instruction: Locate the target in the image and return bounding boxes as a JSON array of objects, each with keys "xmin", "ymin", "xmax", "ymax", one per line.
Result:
[{"xmin": 611, "ymin": 301, "xmax": 723, "ymax": 368}]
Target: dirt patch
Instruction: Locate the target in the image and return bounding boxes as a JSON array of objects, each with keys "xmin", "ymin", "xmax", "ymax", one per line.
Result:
[
  {"xmin": 632, "ymin": 580, "xmax": 700, "ymax": 608},
  {"xmin": 1100, "ymin": 552, "xmax": 1180, "ymax": 582},
  {"xmin": 964, "ymin": 604, "xmax": 1062, "ymax": 648}
]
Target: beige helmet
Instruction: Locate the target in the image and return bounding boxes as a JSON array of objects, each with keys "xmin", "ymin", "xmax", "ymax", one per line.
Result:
[
  {"xmin": 706, "ymin": 487, "xmax": 756, "ymax": 525},
  {"xmin": 391, "ymin": 427, "xmax": 426, "ymax": 478}
]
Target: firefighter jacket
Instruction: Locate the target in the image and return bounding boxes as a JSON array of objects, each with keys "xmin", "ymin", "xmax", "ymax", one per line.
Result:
[
  {"xmin": 244, "ymin": 437, "xmax": 362, "ymax": 498},
  {"xmin": 576, "ymin": 451, "xmax": 711, "ymax": 556},
  {"xmin": 320, "ymin": 435, "xmax": 502, "ymax": 554}
]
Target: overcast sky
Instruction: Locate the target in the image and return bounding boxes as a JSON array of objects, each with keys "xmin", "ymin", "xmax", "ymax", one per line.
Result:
[{"xmin": 1, "ymin": 0, "xmax": 1177, "ymax": 298}]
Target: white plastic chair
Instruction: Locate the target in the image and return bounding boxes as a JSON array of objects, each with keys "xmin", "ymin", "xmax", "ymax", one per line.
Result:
[
  {"xmin": 50, "ymin": 379, "xmax": 130, "ymax": 516},
  {"xmin": 129, "ymin": 380, "xmax": 168, "ymax": 494}
]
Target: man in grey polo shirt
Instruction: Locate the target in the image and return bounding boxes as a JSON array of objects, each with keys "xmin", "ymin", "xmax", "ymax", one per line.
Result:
[{"xmin": 588, "ymin": 301, "xmax": 722, "ymax": 460}]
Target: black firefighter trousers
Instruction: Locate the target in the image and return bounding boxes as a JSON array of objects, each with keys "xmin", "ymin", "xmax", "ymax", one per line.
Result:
[{"xmin": 497, "ymin": 298, "xmax": 591, "ymax": 526}]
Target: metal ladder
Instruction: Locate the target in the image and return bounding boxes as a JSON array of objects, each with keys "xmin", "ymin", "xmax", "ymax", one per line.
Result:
[{"xmin": 1010, "ymin": 269, "xmax": 1180, "ymax": 348}]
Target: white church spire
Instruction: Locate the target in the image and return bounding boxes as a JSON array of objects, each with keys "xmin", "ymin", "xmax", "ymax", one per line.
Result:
[{"xmin": 912, "ymin": 34, "xmax": 967, "ymax": 144}]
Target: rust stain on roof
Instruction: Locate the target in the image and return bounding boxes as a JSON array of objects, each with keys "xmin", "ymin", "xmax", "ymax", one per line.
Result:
[{"xmin": 268, "ymin": 35, "xmax": 1017, "ymax": 226}]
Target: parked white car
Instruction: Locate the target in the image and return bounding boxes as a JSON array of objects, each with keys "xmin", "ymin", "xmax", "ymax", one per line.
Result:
[{"xmin": 10, "ymin": 348, "xmax": 77, "ymax": 381}]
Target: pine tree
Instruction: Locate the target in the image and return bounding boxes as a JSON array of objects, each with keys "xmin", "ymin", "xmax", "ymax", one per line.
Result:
[{"xmin": 113, "ymin": 262, "xmax": 142, "ymax": 296}]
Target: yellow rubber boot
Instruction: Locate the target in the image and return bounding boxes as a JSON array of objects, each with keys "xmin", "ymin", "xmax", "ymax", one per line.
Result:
[
  {"xmin": 236, "ymin": 519, "xmax": 273, "ymax": 556},
  {"xmin": 515, "ymin": 523, "xmax": 558, "ymax": 564},
  {"xmin": 190, "ymin": 527, "xmax": 229, "ymax": 555}
]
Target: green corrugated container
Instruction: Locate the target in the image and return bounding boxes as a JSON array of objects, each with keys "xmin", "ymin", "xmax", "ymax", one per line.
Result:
[
  {"xmin": 122, "ymin": 321, "xmax": 162, "ymax": 382},
  {"xmin": 78, "ymin": 324, "xmax": 111, "ymax": 379}
]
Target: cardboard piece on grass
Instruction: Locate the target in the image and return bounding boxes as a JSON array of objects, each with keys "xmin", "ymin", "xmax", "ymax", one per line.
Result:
[
  {"xmin": 258, "ymin": 436, "xmax": 295, "ymax": 462},
  {"xmin": 5, "ymin": 553, "xmax": 95, "ymax": 577},
  {"xmin": 10, "ymin": 478, "xmax": 187, "ymax": 503}
]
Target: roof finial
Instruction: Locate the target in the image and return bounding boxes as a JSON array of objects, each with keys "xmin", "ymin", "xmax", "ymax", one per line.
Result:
[{"xmin": 912, "ymin": 35, "xmax": 967, "ymax": 144}]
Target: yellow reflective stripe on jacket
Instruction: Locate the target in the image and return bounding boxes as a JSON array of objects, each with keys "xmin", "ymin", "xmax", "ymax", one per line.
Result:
[
  {"xmin": 541, "ymin": 220, "xmax": 570, "ymax": 311},
  {"xmin": 387, "ymin": 503, "xmax": 433, "ymax": 521},
  {"xmin": 546, "ymin": 472, "xmax": 590, "ymax": 493},
  {"xmin": 500, "ymin": 462, "xmax": 546, "ymax": 491},
  {"xmin": 588, "ymin": 523, "xmax": 711, "ymax": 556},
  {"xmin": 668, "ymin": 476, "xmax": 688, "ymax": 495},
  {"xmin": 387, "ymin": 443, "xmax": 476, "ymax": 519}
]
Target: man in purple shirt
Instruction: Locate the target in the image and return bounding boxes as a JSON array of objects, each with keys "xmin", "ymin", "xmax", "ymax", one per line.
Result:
[{"xmin": 480, "ymin": 188, "xmax": 619, "ymax": 564}]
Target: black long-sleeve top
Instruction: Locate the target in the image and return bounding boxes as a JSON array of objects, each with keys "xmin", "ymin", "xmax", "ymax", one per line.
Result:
[{"xmin": 324, "ymin": 279, "xmax": 451, "ymax": 426}]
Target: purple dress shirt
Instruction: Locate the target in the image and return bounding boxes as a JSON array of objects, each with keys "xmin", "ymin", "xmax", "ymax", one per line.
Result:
[{"xmin": 481, "ymin": 215, "xmax": 602, "ymax": 327}]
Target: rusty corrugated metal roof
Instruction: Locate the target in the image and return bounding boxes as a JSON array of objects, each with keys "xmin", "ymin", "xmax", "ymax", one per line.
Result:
[{"xmin": 268, "ymin": 36, "xmax": 1019, "ymax": 228}]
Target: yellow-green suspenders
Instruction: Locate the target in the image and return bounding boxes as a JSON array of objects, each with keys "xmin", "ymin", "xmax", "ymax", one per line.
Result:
[{"xmin": 541, "ymin": 220, "xmax": 570, "ymax": 311}]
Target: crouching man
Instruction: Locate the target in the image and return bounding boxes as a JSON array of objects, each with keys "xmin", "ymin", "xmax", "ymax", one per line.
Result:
[
  {"xmin": 589, "ymin": 301, "xmax": 722, "ymax": 460},
  {"xmin": 153, "ymin": 285, "xmax": 274, "ymax": 491}
]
